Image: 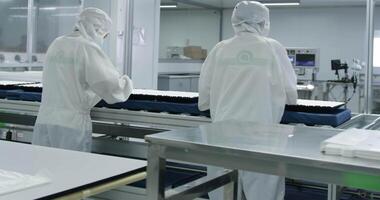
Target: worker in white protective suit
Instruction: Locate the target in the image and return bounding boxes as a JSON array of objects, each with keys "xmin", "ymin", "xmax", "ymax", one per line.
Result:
[
  {"xmin": 198, "ymin": 1, "xmax": 298, "ymax": 200},
  {"xmin": 32, "ymin": 8, "xmax": 133, "ymax": 152}
]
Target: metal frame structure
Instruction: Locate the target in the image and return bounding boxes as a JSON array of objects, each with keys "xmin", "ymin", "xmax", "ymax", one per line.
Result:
[
  {"xmin": 56, "ymin": 172, "xmax": 146, "ymax": 200},
  {"xmin": 0, "ymin": 99, "xmax": 210, "ymax": 130},
  {"xmin": 146, "ymin": 124, "xmax": 380, "ymax": 200},
  {"xmin": 0, "ymin": 98, "xmax": 210, "ymax": 160},
  {"xmin": 364, "ymin": 0, "xmax": 375, "ymax": 114},
  {"xmin": 26, "ymin": 0, "xmax": 35, "ymax": 70},
  {"xmin": 147, "ymin": 142, "xmax": 238, "ymax": 200},
  {"xmin": 3, "ymin": 98, "xmax": 380, "ymax": 200},
  {"xmin": 4, "ymin": 97, "xmax": 380, "ymax": 144},
  {"xmin": 125, "ymin": 0, "xmax": 134, "ymax": 76}
]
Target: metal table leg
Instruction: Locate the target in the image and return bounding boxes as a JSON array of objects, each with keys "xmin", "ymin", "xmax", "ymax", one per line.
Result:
[
  {"xmin": 328, "ymin": 184, "xmax": 341, "ymax": 200},
  {"xmin": 147, "ymin": 144, "xmax": 166, "ymax": 200},
  {"xmin": 222, "ymin": 169, "xmax": 238, "ymax": 200},
  {"xmin": 147, "ymin": 142, "xmax": 238, "ymax": 200}
]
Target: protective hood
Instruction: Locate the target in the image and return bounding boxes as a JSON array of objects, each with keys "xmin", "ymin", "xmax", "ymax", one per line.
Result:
[
  {"xmin": 74, "ymin": 7, "xmax": 112, "ymax": 46},
  {"xmin": 231, "ymin": 1, "xmax": 270, "ymax": 36}
]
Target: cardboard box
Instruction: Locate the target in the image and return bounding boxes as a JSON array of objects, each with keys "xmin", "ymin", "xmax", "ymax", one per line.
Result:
[{"xmin": 184, "ymin": 46, "xmax": 203, "ymax": 60}]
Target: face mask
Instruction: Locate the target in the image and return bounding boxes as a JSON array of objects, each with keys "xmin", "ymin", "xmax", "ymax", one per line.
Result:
[{"xmin": 93, "ymin": 26, "xmax": 109, "ymax": 46}]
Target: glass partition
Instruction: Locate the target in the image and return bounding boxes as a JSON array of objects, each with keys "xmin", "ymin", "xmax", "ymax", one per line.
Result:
[
  {"xmin": 0, "ymin": 0, "xmax": 125, "ymax": 72},
  {"xmin": 32, "ymin": 0, "xmax": 82, "ymax": 66},
  {"xmin": 32, "ymin": 0, "xmax": 118, "ymax": 66},
  {"xmin": 158, "ymin": 0, "xmax": 222, "ymax": 92},
  {"xmin": 160, "ymin": 8, "xmax": 221, "ymax": 61},
  {"xmin": 0, "ymin": 0, "xmax": 28, "ymax": 67}
]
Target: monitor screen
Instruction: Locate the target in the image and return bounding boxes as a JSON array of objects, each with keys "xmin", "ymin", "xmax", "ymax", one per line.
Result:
[
  {"xmin": 331, "ymin": 59, "xmax": 341, "ymax": 70},
  {"xmin": 296, "ymin": 54, "xmax": 316, "ymax": 67}
]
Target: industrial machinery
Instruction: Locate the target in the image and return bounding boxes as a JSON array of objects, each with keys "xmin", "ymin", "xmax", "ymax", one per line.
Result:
[
  {"xmin": 325, "ymin": 59, "xmax": 362, "ymax": 108},
  {"xmin": 331, "ymin": 59, "xmax": 349, "ymax": 80},
  {"xmin": 287, "ymin": 48, "xmax": 320, "ymax": 99},
  {"xmin": 287, "ymin": 47, "xmax": 320, "ymax": 81}
]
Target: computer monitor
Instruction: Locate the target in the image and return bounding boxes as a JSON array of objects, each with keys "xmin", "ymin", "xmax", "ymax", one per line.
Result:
[
  {"xmin": 296, "ymin": 54, "xmax": 316, "ymax": 67},
  {"xmin": 286, "ymin": 48, "xmax": 319, "ymax": 68},
  {"xmin": 331, "ymin": 59, "xmax": 348, "ymax": 70}
]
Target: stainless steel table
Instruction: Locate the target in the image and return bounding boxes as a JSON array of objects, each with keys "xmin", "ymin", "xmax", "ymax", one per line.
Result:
[
  {"xmin": 0, "ymin": 141, "xmax": 146, "ymax": 200},
  {"xmin": 146, "ymin": 121, "xmax": 380, "ymax": 200}
]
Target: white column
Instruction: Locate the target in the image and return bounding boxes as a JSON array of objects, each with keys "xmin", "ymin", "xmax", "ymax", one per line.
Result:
[
  {"xmin": 364, "ymin": 0, "xmax": 375, "ymax": 114},
  {"xmin": 131, "ymin": 0, "xmax": 160, "ymax": 89}
]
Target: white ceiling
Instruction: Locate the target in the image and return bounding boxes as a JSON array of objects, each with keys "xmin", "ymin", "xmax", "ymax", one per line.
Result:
[{"xmin": 161, "ymin": 0, "xmax": 370, "ymax": 9}]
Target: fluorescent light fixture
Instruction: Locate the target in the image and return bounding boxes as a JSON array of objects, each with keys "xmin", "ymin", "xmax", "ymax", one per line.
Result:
[
  {"xmin": 9, "ymin": 6, "xmax": 27, "ymax": 10},
  {"xmin": 9, "ymin": 6, "xmax": 80, "ymax": 10},
  {"xmin": 44, "ymin": 6, "xmax": 80, "ymax": 10},
  {"xmin": 40, "ymin": 7, "xmax": 57, "ymax": 11},
  {"xmin": 160, "ymin": 4, "xmax": 177, "ymax": 8},
  {"xmin": 262, "ymin": 2, "xmax": 300, "ymax": 6},
  {"xmin": 52, "ymin": 13, "xmax": 79, "ymax": 17},
  {"xmin": 9, "ymin": 15, "xmax": 27, "ymax": 18}
]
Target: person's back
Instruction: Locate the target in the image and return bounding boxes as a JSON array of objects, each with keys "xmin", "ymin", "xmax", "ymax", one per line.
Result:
[
  {"xmin": 205, "ymin": 33, "xmax": 287, "ymax": 123},
  {"xmin": 198, "ymin": 1, "xmax": 297, "ymax": 200},
  {"xmin": 38, "ymin": 34, "xmax": 98, "ymax": 129},
  {"xmin": 33, "ymin": 8, "xmax": 133, "ymax": 152}
]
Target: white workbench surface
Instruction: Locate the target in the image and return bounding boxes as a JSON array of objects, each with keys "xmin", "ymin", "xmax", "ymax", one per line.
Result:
[{"xmin": 0, "ymin": 140, "xmax": 146, "ymax": 200}]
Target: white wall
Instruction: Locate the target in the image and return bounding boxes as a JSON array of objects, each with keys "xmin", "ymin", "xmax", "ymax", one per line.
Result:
[
  {"xmin": 132, "ymin": 0, "xmax": 160, "ymax": 89},
  {"xmin": 159, "ymin": 9, "xmax": 220, "ymax": 59},
  {"xmin": 160, "ymin": 6, "xmax": 380, "ymax": 79},
  {"xmin": 158, "ymin": 61, "xmax": 202, "ymax": 74}
]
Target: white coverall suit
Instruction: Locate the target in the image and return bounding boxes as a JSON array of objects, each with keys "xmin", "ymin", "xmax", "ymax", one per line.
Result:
[
  {"xmin": 32, "ymin": 8, "xmax": 133, "ymax": 152},
  {"xmin": 198, "ymin": 1, "xmax": 298, "ymax": 200}
]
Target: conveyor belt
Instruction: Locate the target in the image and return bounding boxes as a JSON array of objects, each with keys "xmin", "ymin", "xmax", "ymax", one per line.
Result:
[{"xmin": 0, "ymin": 82, "xmax": 352, "ymax": 127}]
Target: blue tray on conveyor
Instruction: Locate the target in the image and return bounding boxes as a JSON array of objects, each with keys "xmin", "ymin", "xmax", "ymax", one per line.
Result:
[
  {"xmin": 281, "ymin": 109, "xmax": 351, "ymax": 127},
  {"xmin": 0, "ymin": 89, "xmax": 9, "ymax": 99},
  {"xmin": 95, "ymin": 100, "xmax": 210, "ymax": 116},
  {"xmin": 4, "ymin": 90, "xmax": 42, "ymax": 102},
  {"xmin": 0, "ymin": 89, "xmax": 41, "ymax": 101},
  {"xmin": 96, "ymin": 100, "xmax": 351, "ymax": 127},
  {"xmin": 0, "ymin": 86, "xmax": 351, "ymax": 127}
]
